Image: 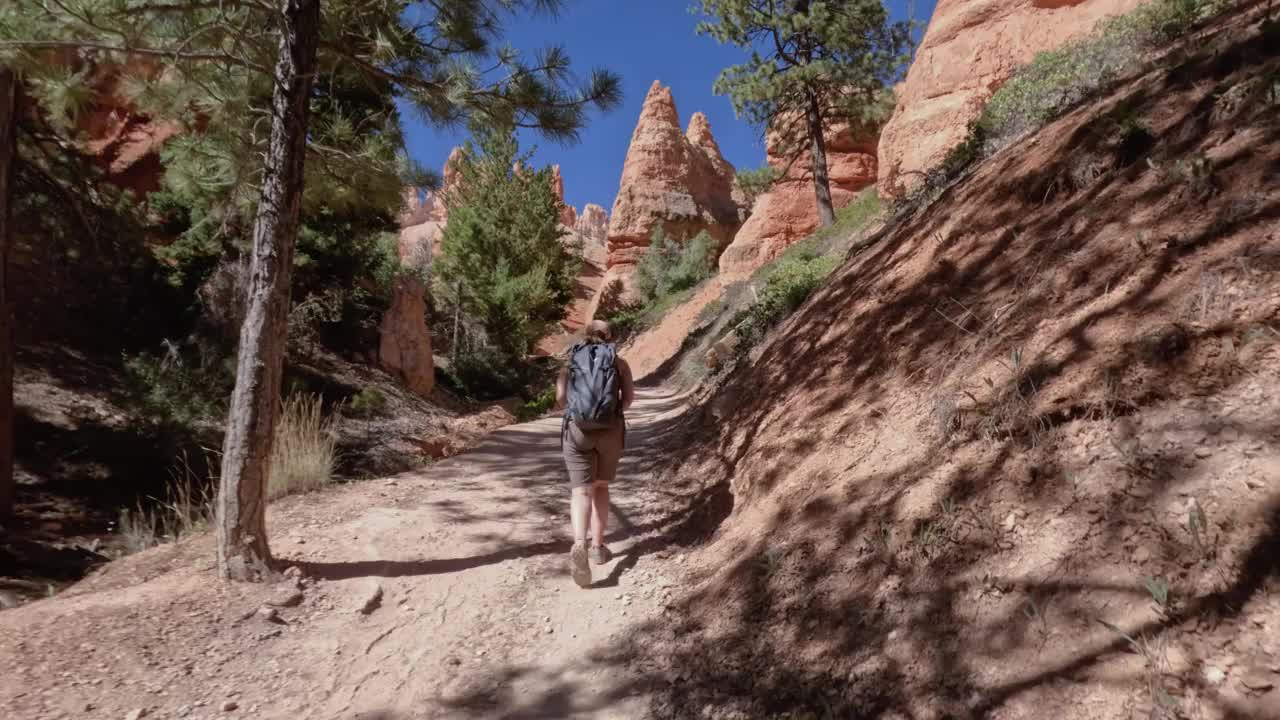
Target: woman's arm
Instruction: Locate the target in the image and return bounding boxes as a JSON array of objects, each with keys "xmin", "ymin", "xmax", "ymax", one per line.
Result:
[
  {"xmin": 617, "ymin": 358, "xmax": 635, "ymax": 411},
  {"xmin": 555, "ymin": 367, "xmax": 569, "ymax": 410}
]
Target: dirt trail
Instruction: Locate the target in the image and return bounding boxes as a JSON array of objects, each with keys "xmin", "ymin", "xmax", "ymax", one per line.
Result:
[{"xmin": 0, "ymin": 388, "xmax": 700, "ymax": 720}]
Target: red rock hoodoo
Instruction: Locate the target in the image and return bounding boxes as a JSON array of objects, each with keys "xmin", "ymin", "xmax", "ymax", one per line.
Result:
[
  {"xmin": 378, "ymin": 274, "xmax": 435, "ymax": 397},
  {"xmin": 552, "ymin": 165, "xmax": 579, "ymax": 227},
  {"xmin": 588, "ymin": 80, "xmax": 749, "ymax": 319},
  {"xmin": 49, "ymin": 59, "xmax": 180, "ymax": 197},
  {"xmin": 574, "ymin": 203, "xmax": 609, "ymax": 247}
]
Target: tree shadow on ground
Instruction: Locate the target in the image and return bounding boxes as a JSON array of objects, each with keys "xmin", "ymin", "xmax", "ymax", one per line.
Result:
[
  {"xmin": 358, "ymin": 7, "xmax": 1280, "ymax": 718},
  {"xmin": 290, "ymin": 386, "xmax": 730, "ymax": 587}
]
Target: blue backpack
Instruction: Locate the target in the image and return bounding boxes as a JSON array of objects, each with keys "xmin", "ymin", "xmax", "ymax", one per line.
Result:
[{"xmin": 565, "ymin": 341, "xmax": 621, "ymax": 430}]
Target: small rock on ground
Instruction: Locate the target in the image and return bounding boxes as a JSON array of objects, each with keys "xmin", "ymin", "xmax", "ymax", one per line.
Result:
[
  {"xmin": 359, "ymin": 585, "xmax": 384, "ymax": 615},
  {"xmin": 267, "ymin": 590, "xmax": 304, "ymax": 608}
]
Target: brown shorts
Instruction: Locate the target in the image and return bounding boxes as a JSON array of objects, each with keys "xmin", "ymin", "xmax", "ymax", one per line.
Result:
[{"xmin": 562, "ymin": 419, "xmax": 624, "ymax": 487}]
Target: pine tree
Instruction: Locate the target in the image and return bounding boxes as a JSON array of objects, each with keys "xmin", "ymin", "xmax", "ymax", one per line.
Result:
[
  {"xmin": 215, "ymin": 0, "xmax": 320, "ymax": 581},
  {"xmin": 1, "ymin": 0, "xmax": 620, "ymax": 580},
  {"xmin": 696, "ymin": 0, "xmax": 911, "ymax": 225},
  {"xmin": 435, "ymin": 123, "xmax": 580, "ymax": 360},
  {"xmin": 0, "ymin": 66, "xmax": 14, "ymax": 519}
]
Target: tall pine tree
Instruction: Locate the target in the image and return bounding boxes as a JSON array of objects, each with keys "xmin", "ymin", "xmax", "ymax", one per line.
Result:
[
  {"xmin": 696, "ymin": 0, "xmax": 911, "ymax": 225},
  {"xmin": 0, "ymin": 66, "xmax": 14, "ymax": 520}
]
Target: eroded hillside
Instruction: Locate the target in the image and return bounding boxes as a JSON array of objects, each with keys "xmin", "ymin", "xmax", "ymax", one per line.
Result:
[{"xmin": 634, "ymin": 5, "xmax": 1280, "ymax": 718}]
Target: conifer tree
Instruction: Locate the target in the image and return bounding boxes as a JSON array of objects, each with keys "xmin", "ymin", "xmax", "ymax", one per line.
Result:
[
  {"xmin": 435, "ymin": 123, "xmax": 579, "ymax": 360},
  {"xmin": 0, "ymin": 67, "xmax": 14, "ymax": 519},
  {"xmin": 1, "ymin": 0, "xmax": 620, "ymax": 580},
  {"xmin": 696, "ymin": 0, "xmax": 911, "ymax": 226}
]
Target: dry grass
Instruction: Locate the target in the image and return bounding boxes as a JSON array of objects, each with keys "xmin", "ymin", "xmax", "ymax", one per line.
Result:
[
  {"xmin": 117, "ymin": 505, "xmax": 164, "ymax": 555},
  {"xmin": 1189, "ymin": 271, "xmax": 1230, "ymax": 323},
  {"xmin": 1099, "ymin": 623, "xmax": 1184, "ymax": 719},
  {"xmin": 117, "ymin": 395, "xmax": 340, "ymax": 553},
  {"xmin": 267, "ymin": 393, "xmax": 339, "ymax": 501},
  {"xmin": 117, "ymin": 453, "xmax": 216, "ymax": 554}
]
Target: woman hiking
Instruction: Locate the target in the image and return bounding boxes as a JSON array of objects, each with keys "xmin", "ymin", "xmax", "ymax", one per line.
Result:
[{"xmin": 555, "ymin": 319, "xmax": 635, "ymax": 588}]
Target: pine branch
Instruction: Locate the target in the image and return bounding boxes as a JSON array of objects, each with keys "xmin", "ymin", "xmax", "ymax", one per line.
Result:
[
  {"xmin": 106, "ymin": 0, "xmax": 274, "ymax": 16},
  {"xmin": 0, "ymin": 40, "xmax": 270, "ymax": 74},
  {"xmin": 19, "ymin": 125, "xmax": 100, "ymax": 253},
  {"xmin": 320, "ymin": 41, "xmax": 448, "ymax": 95}
]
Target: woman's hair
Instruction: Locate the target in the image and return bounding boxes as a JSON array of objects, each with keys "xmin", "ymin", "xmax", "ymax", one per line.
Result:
[{"xmin": 584, "ymin": 320, "xmax": 612, "ymax": 343}]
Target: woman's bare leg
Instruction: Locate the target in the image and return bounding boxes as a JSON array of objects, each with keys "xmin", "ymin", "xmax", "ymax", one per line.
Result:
[
  {"xmin": 570, "ymin": 485, "xmax": 592, "ymax": 545},
  {"xmin": 590, "ymin": 481, "xmax": 610, "ymax": 547},
  {"xmin": 568, "ymin": 485, "xmax": 592, "ymax": 587}
]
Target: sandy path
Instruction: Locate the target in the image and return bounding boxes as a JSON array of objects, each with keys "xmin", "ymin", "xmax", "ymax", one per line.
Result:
[
  {"xmin": 0, "ymin": 386, "xmax": 699, "ymax": 720},
  {"xmin": 284, "ymin": 387, "xmax": 691, "ymax": 719}
]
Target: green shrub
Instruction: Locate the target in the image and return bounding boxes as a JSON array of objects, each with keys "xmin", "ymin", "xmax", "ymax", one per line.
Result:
[
  {"xmin": 267, "ymin": 393, "xmax": 339, "ymax": 500},
  {"xmin": 516, "ymin": 385, "xmax": 557, "ymax": 421},
  {"xmin": 734, "ymin": 165, "xmax": 780, "ymax": 206},
  {"xmin": 738, "ymin": 252, "xmax": 839, "ymax": 349},
  {"xmin": 607, "ymin": 285, "xmax": 701, "ymax": 341},
  {"xmin": 434, "ymin": 124, "xmax": 581, "ymax": 358},
  {"xmin": 635, "ymin": 227, "xmax": 717, "ymax": 303},
  {"xmin": 446, "ymin": 347, "xmax": 527, "ymax": 400},
  {"xmin": 606, "ymin": 304, "xmax": 644, "ymax": 339},
  {"xmin": 750, "ymin": 189, "xmax": 879, "ymax": 289},
  {"xmin": 981, "ymin": 0, "xmax": 1219, "ymax": 150},
  {"xmin": 688, "ymin": 189, "xmax": 882, "ymax": 367},
  {"xmin": 901, "ymin": 0, "xmax": 1226, "ymax": 212},
  {"xmin": 123, "ymin": 350, "xmax": 232, "ymax": 431},
  {"xmin": 347, "ymin": 387, "xmax": 387, "ymax": 417},
  {"xmin": 605, "ymin": 227, "xmax": 723, "ymax": 342},
  {"xmin": 811, "ymin": 188, "xmax": 883, "ymax": 254}
]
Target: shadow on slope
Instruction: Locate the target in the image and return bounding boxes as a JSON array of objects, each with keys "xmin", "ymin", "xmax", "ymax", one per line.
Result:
[{"xmin": 361, "ymin": 6, "xmax": 1280, "ymax": 719}]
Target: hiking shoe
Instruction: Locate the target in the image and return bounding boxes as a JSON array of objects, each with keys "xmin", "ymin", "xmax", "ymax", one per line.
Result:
[
  {"xmin": 590, "ymin": 543, "xmax": 613, "ymax": 565},
  {"xmin": 569, "ymin": 542, "xmax": 591, "ymax": 588}
]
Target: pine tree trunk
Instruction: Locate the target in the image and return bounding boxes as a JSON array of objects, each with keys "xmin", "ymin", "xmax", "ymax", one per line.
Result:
[
  {"xmin": 805, "ymin": 86, "xmax": 836, "ymax": 228},
  {"xmin": 217, "ymin": 0, "xmax": 320, "ymax": 581},
  {"xmin": 451, "ymin": 281, "xmax": 461, "ymax": 367},
  {"xmin": 0, "ymin": 68, "xmax": 16, "ymax": 519}
]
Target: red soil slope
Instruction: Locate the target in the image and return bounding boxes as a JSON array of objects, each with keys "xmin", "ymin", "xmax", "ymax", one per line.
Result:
[{"xmin": 641, "ymin": 7, "xmax": 1280, "ymax": 719}]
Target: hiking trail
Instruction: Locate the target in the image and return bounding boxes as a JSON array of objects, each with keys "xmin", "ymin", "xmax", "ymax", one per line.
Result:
[{"xmin": 0, "ymin": 387, "xmax": 702, "ymax": 720}]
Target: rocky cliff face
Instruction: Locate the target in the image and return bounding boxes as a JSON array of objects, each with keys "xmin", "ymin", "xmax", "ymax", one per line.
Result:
[
  {"xmin": 719, "ymin": 122, "xmax": 878, "ymax": 276},
  {"xmin": 378, "ymin": 275, "xmax": 435, "ymax": 397},
  {"xmin": 574, "ymin": 203, "xmax": 609, "ymax": 246},
  {"xmin": 552, "ymin": 165, "xmax": 579, "ymax": 227},
  {"xmin": 398, "ymin": 147, "xmax": 462, "ymax": 229},
  {"xmin": 54, "ymin": 59, "xmax": 178, "ymax": 197},
  {"xmin": 382, "ymin": 149, "xmax": 473, "ymax": 396},
  {"xmin": 590, "ymin": 81, "xmax": 748, "ymax": 319},
  {"xmin": 380, "ymin": 198, "xmax": 438, "ymax": 396},
  {"xmin": 877, "ymin": 0, "xmax": 1144, "ymax": 198}
]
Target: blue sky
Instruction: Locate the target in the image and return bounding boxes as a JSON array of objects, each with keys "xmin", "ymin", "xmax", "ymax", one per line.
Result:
[{"xmin": 399, "ymin": 0, "xmax": 937, "ymax": 212}]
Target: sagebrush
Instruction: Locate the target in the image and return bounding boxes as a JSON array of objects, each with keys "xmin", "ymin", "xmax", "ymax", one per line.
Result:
[{"xmin": 517, "ymin": 385, "xmax": 557, "ymax": 421}]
